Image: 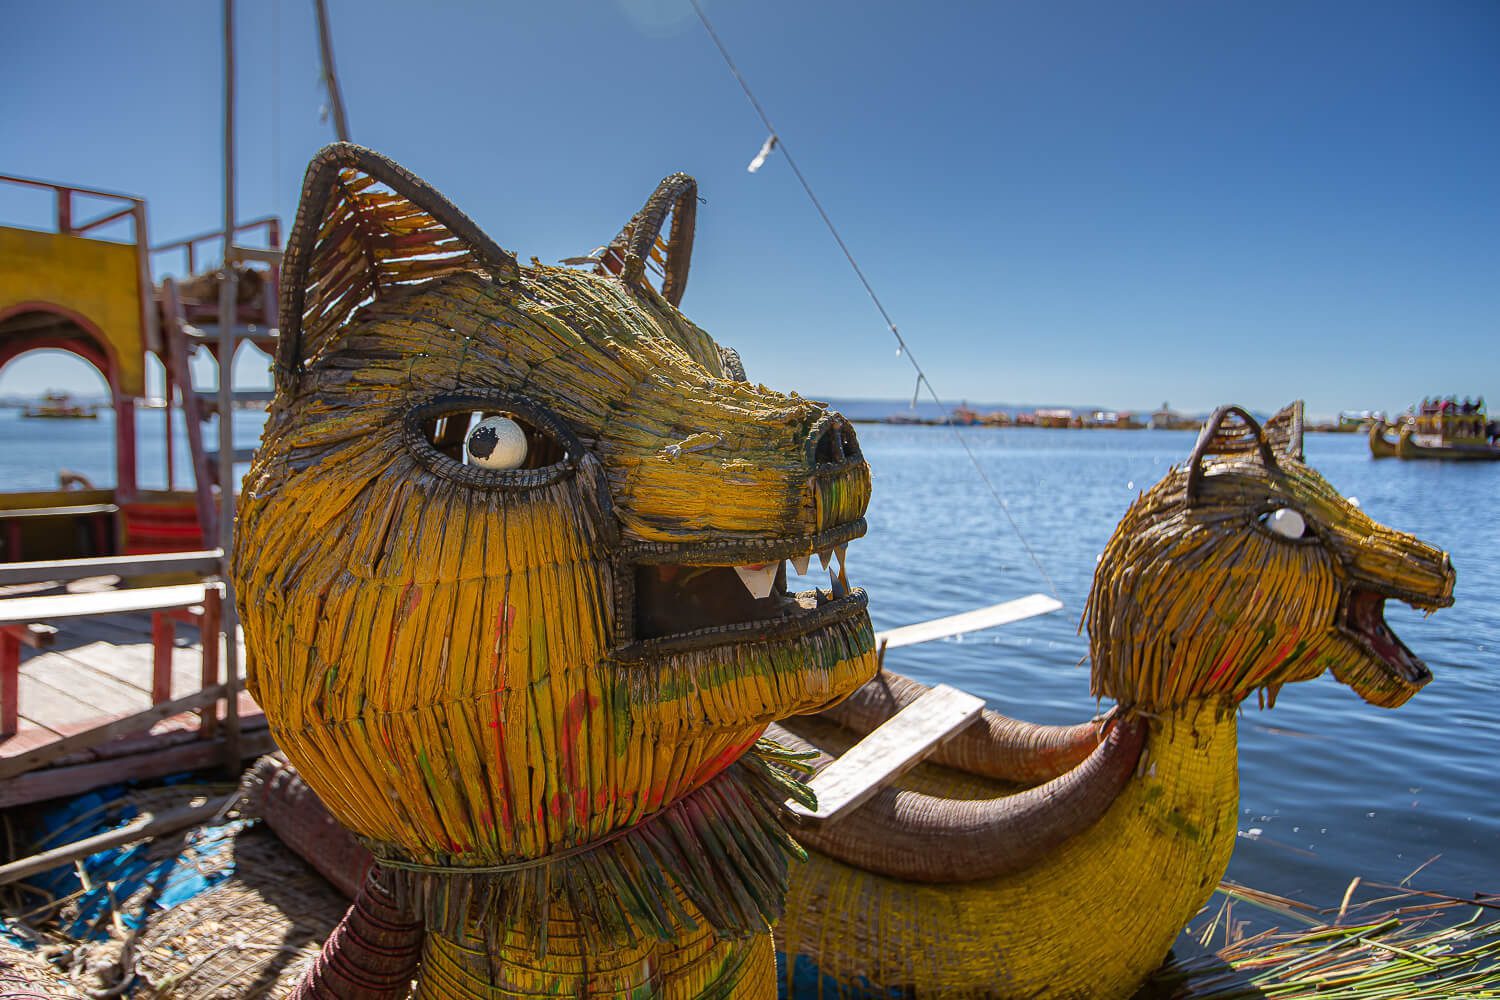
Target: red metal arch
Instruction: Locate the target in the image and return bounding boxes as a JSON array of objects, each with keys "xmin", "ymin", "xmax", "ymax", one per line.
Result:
[
  {"xmin": 0, "ymin": 301, "xmax": 137, "ymax": 497},
  {"xmin": 0, "ymin": 300, "xmax": 121, "ymax": 392}
]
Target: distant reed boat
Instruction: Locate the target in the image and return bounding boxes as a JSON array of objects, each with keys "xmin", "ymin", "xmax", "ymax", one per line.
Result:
[
  {"xmin": 1369, "ymin": 396, "xmax": 1500, "ymax": 460},
  {"xmin": 21, "ymin": 392, "xmax": 97, "ymax": 419}
]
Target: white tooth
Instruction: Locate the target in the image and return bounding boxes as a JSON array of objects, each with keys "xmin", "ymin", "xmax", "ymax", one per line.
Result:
[
  {"xmin": 817, "ymin": 549, "xmax": 834, "ymax": 570},
  {"xmin": 733, "ymin": 563, "xmax": 778, "ymax": 600},
  {"xmin": 792, "ymin": 554, "xmax": 811, "ymax": 575}
]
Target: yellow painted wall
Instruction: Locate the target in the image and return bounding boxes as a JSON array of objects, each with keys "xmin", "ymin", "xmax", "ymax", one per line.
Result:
[{"xmin": 0, "ymin": 226, "xmax": 146, "ymax": 397}]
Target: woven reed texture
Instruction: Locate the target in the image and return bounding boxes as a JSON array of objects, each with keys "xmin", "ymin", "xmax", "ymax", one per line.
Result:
[
  {"xmin": 0, "ymin": 944, "xmax": 86, "ymax": 999},
  {"xmin": 778, "ymin": 402, "xmax": 1457, "ymax": 998},
  {"xmin": 414, "ymin": 898, "xmax": 773, "ymax": 1000},
  {"xmin": 248, "ymin": 755, "xmax": 373, "ymax": 900},
  {"xmin": 128, "ymin": 825, "xmax": 354, "ymax": 998},
  {"xmin": 773, "ymin": 713, "xmax": 1143, "ymax": 884},
  {"xmin": 1086, "ymin": 403, "xmax": 1453, "ymax": 713},
  {"xmin": 248, "ymin": 754, "xmax": 785, "ymax": 999},
  {"xmin": 601, "ymin": 172, "xmax": 697, "ymax": 308},
  {"xmin": 234, "ymin": 143, "xmax": 877, "ymax": 995},
  {"xmin": 817, "ymin": 670, "xmax": 1102, "ymax": 784},
  {"xmin": 288, "ymin": 870, "xmax": 423, "ymax": 1000},
  {"xmin": 779, "ymin": 700, "xmax": 1239, "ymax": 998}
]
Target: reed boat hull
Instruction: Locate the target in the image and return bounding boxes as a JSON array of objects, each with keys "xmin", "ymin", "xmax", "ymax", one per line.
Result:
[
  {"xmin": 1368, "ymin": 420, "xmax": 1399, "ymax": 458},
  {"xmin": 772, "ymin": 671, "xmax": 1239, "ymax": 999},
  {"xmin": 1371, "ymin": 420, "xmax": 1500, "ymax": 461},
  {"xmin": 1397, "ymin": 426, "xmax": 1500, "ymax": 461}
]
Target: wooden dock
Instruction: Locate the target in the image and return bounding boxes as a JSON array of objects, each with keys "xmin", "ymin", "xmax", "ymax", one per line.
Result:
[{"xmin": 0, "ymin": 577, "xmax": 272, "ymax": 808}]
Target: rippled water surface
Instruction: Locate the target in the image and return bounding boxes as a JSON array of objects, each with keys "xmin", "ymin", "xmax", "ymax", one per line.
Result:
[{"xmin": 2, "ymin": 410, "xmax": 1495, "ymax": 907}]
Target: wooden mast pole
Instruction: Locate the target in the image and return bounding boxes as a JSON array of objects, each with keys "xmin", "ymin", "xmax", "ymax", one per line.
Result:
[
  {"xmin": 218, "ymin": 0, "xmax": 242, "ymax": 771},
  {"xmin": 314, "ymin": 0, "xmax": 352, "ymax": 142}
]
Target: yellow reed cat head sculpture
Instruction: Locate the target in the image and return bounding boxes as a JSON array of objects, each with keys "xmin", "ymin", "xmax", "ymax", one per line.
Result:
[
  {"xmin": 1087, "ymin": 403, "xmax": 1455, "ymax": 714},
  {"xmin": 233, "ymin": 143, "xmax": 877, "ymax": 946}
]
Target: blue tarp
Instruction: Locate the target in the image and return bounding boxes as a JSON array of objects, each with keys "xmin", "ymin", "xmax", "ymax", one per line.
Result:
[{"xmin": 2, "ymin": 782, "xmax": 245, "ymax": 948}]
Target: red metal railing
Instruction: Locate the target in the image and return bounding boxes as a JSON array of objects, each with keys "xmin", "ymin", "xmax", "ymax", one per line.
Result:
[{"xmin": 152, "ymin": 216, "xmax": 281, "ymax": 276}]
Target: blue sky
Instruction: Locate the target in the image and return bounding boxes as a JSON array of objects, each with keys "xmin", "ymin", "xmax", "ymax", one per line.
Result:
[{"xmin": 1, "ymin": 0, "xmax": 1496, "ymax": 418}]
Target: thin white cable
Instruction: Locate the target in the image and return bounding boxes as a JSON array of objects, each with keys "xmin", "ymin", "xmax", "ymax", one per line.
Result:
[{"xmin": 688, "ymin": 0, "xmax": 1059, "ymax": 599}]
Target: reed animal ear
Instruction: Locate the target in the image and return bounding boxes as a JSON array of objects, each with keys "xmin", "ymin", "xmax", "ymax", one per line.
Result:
[
  {"xmin": 598, "ymin": 173, "xmax": 698, "ymax": 307},
  {"xmin": 1262, "ymin": 400, "xmax": 1305, "ymax": 461},
  {"xmin": 1186, "ymin": 404, "xmax": 1279, "ymax": 503},
  {"xmin": 275, "ymin": 142, "xmax": 518, "ymax": 386}
]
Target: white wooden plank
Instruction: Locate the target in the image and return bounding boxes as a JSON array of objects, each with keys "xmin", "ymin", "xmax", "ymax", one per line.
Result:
[
  {"xmin": 0, "ymin": 504, "xmax": 118, "ymax": 519},
  {"xmin": 0, "ymin": 549, "xmax": 222, "ymax": 586},
  {"xmin": 789, "ymin": 683, "xmax": 985, "ymax": 823},
  {"xmin": 874, "ymin": 593, "xmax": 1064, "ymax": 650},
  {"xmin": 0, "ymin": 584, "xmax": 215, "ymax": 626}
]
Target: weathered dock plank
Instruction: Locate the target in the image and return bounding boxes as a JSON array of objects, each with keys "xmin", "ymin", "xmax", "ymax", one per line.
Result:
[
  {"xmin": 0, "ymin": 603, "xmax": 265, "ymax": 807},
  {"xmin": 17, "ymin": 672, "xmax": 109, "ymax": 729},
  {"xmin": 59, "ymin": 639, "xmax": 207, "ymax": 701},
  {"xmin": 0, "ymin": 725, "xmax": 276, "ymax": 808},
  {"xmin": 22, "ymin": 650, "xmax": 151, "ymax": 712}
]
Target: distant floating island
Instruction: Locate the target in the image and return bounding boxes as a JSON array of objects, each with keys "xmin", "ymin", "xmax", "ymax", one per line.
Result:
[{"xmin": 829, "ymin": 399, "xmax": 1377, "ymax": 433}]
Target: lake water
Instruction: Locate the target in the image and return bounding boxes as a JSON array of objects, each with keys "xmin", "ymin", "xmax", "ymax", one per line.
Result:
[{"xmin": 2, "ymin": 408, "xmax": 1495, "ymax": 910}]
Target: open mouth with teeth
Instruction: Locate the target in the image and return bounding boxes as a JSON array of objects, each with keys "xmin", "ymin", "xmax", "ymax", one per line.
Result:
[
  {"xmin": 1340, "ymin": 588, "xmax": 1431, "ymax": 686},
  {"xmin": 621, "ymin": 526, "xmax": 868, "ymax": 658},
  {"xmin": 1335, "ymin": 583, "xmax": 1452, "ymax": 703}
]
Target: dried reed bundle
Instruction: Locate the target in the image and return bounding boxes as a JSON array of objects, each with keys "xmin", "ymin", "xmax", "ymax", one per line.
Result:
[
  {"xmin": 1156, "ymin": 887, "xmax": 1500, "ymax": 998},
  {"xmin": 372, "ymin": 741, "xmax": 817, "ymax": 954},
  {"xmin": 0, "ymin": 943, "xmax": 85, "ymax": 999}
]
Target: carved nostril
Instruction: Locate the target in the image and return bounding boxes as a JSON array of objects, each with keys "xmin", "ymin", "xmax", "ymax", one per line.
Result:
[{"xmin": 814, "ymin": 418, "xmax": 862, "ymax": 465}]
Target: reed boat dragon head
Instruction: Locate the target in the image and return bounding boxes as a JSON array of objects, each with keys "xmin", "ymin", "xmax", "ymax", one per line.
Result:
[
  {"xmin": 1087, "ymin": 402, "xmax": 1455, "ymax": 714},
  {"xmin": 232, "ymin": 144, "xmax": 877, "ymax": 947}
]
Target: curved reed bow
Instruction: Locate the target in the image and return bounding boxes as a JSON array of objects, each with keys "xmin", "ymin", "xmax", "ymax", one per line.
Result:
[
  {"xmin": 604, "ymin": 173, "xmax": 698, "ymax": 307},
  {"xmin": 1186, "ymin": 404, "xmax": 1280, "ymax": 504},
  {"xmin": 275, "ymin": 142, "xmax": 519, "ymax": 388}
]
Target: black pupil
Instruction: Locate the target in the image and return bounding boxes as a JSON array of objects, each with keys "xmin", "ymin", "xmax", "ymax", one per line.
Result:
[{"xmin": 468, "ymin": 424, "xmax": 499, "ymax": 460}]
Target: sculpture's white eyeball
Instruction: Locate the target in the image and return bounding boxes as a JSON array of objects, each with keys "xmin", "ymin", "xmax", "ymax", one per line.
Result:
[
  {"xmin": 466, "ymin": 415, "xmax": 529, "ymax": 470},
  {"xmin": 1265, "ymin": 507, "xmax": 1307, "ymax": 540}
]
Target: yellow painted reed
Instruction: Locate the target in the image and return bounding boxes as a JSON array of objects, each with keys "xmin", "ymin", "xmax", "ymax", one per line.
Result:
[
  {"xmin": 234, "ymin": 144, "xmax": 877, "ymax": 995},
  {"xmin": 1087, "ymin": 404, "xmax": 1454, "ymax": 712}
]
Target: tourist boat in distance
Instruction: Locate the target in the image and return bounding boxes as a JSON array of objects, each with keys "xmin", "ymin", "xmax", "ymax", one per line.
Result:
[
  {"xmin": 1370, "ymin": 396, "xmax": 1500, "ymax": 461},
  {"xmin": 21, "ymin": 391, "xmax": 98, "ymax": 419}
]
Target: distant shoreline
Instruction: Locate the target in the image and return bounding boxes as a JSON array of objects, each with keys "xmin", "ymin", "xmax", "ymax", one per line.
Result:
[
  {"xmin": 847, "ymin": 415, "xmax": 1365, "ymax": 434},
  {"xmin": 0, "ymin": 396, "xmax": 1374, "ymax": 433}
]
